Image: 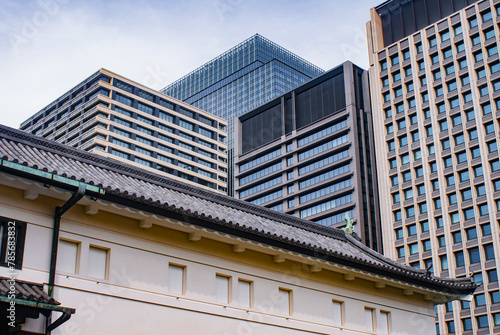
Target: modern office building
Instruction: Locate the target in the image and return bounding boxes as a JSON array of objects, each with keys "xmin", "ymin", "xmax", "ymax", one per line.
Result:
[
  {"xmin": 367, "ymin": 0, "xmax": 500, "ymax": 333},
  {"xmin": 19, "ymin": 68, "xmax": 228, "ymax": 193},
  {"xmin": 161, "ymin": 34, "xmax": 324, "ymax": 195},
  {"xmin": 0, "ymin": 124, "xmax": 477, "ymax": 334},
  {"xmin": 234, "ymin": 62, "xmax": 382, "ymax": 251}
]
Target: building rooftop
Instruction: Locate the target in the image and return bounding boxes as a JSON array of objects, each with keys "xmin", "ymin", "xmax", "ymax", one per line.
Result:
[
  {"xmin": 0, "ymin": 124, "xmax": 477, "ymax": 297},
  {"xmin": 0, "ymin": 276, "xmax": 60, "ymax": 306},
  {"xmin": 161, "ymin": 34, "xmax": 324, "ymax": 102},
  {"xmin": 372, "ymin": 0, "xmax": 480, "ymax": 47}
]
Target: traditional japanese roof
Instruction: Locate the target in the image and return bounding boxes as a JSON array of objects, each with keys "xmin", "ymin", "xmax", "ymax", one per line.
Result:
[
  {"xmin": 0, "ymin": 124, "xmax": 477, "ymax": 297},
  {"xmin": 0, "ymin": 277, "xmax": 59, "ymax": 305}
]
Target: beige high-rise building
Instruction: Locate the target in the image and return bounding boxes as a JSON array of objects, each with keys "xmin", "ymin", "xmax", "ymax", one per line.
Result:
[
  {"xmin": 367, "ymin": 0, "xmax": 500, "ymax": 334},
  {"xmin": 19, "ymin": 68, "xmax": 228, "ymax": 194}
]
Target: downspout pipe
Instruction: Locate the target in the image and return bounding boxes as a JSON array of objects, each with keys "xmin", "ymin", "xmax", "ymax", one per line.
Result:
[
  {"xmin": 47, "ymin": 183, "xmax": 86, "ymax": 334},
  {"xmin": 48, "ymin": 182, "xmax": 86, "ymax": 296}
]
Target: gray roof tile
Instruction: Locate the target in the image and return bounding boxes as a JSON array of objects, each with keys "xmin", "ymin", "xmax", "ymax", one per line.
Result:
[
  {"xmin": 0, "ymin": 276, "xmax": 60, "ymax": 305},
  {"xmin": 0, "ymin": 125, "xmax": 476, "ymax": 295}
]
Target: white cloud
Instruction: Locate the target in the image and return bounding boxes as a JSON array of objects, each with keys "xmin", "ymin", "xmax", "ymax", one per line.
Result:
[{"xmin": 0, "ymin": 0, "xmax": 381, "ymax": 128}]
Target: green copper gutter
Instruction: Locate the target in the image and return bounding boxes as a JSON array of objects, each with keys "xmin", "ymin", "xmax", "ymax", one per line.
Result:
[
  {"xmin": 0, "ymin": 159, "xmax": 104, "ymax": 334},
  {"xmin": 0, "ymin": 160, "xmax": 104, "ymax": 195}
]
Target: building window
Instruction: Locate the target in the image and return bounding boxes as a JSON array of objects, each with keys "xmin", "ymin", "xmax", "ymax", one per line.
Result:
[
  {"xmin": 436, "ymin": 86, "xmax": 444, "ymax": 97},
  {"xmin": 423, "ymin": 240, "xmax": 431, "ymax": 251},
  {"xmin": 484, "ymin": 244, "xmax": 495, "ymax": 260},
  {"xmin": 395, "ymin": 227, "xmax": 403, "ymax": 239},
  {"xmin": 419, "ymin": 203, "xmax": 427, "ymax": 214},
  {"xmin": 386, "ymin": 124, "xmax": 394, "ymax": 134},
  {"xmin": 488, "ymin": 270, "xmax": 498, "ymax": 283},
  {"xmin": 115, "ymin": 94, "xmax": 132, "ymax": 106},
  {"xmin": 490, "ymin": 291, "xmax": 500, "ymax": 304},
  {"xmin": 492, "ymin": 62, "xmax": 500, "ymax": 75},
  {"xmin": 136, "ymin": 102, "xmax": 154, "ymax": 115},
  {"xmin": 379, "ymin": 311, "xmax": 390, "ymax": 334},
  {"xmin": 278, "ymin": 288, "xmax": 292, "ymax": 315},
  {"xmin": 394, "ymin": 86, "xmax": 403, "ymax": 98},
  {"xmin": 463, "ymin": 208, "xmax": 475, "ymax": 221},
  {"xmin": 466, "ymin": 227, "xmax": 477, "ymax": 240},
  {"xmin": 484, "ymin": 27, "xmax": 495, "ymax": 40},
  {"xmin": 364, "ymin": 308, "xmax": 375, "ymax": 331},
  {"xmin": 438, "ymin": 235, "xmax": 446, "ymax": 247},
  {"xmin": 461, "ymin": 188, "xmax": 472, "ymax": 201},
  {"xmin": 400, "ymin": 135, "xmax": 408, "ymax": 147},
  {"xmin": 391, "ymin": 55, "xmax": 399, "ymax": 66},
  {"xmin": 428, "ymin": 36, "xmax": 437, "ymax": 47},
  {"xmin": 216, "ymin": 274, "xmax": 231, "ymax": 304},
  {"xmin": 237, "ymin": 279, "xmax": 252, "ymax": 308},
  {"xmin": 401, "ymin": 153, "xmax": 410, "ymax": 165},
  {"xmin": 482, "ymin": 224, "xmax": 492, "ymax": 236},
  {"xmin": 455, "ymin": 251, "xmax": 465, "ymax": 267},
  {"xmin": 475, "ymin": 293, "xmax": 487, "ymax": 307},
  {"xmin": 88, "ymin": 246, "xmax": 108, "ymax": 279},
  {"xmin": 469, "ymin": 247, "xmax": 480, "ymax": 264},
  {"xmin": 168, "ymin": 264, "xmax": 185, "ymax": 295},
  {"xmin": 332, "ymin": 300, "xmax": 344, "ymax": 326},
  {"xmin": 448, "ymin": 193, "xmax": 457, "ymax": 205},
  {"xmin": 446, "ymin": 320, "xmax": 455, "ymax": 333},
  {"xmin": 477, "ymin": 67, "xmax": 487, "ymax": 79},
  {"xmin": 57, "ymin": 239, "xmax": 79, "ymax": 274},
  {"xmin": 459, "ymin": 170, "xmax": 469, "ymax": 182},
  {"xmin": 0, "ymin": 217, "xmax": 27, "ymax": 269},
  {"xmin": 428, "ymin": 144, "xmax": 435, "ymax": 155},
  {"xmin": 409, "ymin": 243, "xmax": 418, "ymax": 255},
  {"xmin": 452, "ymin": 231, "xmax": 462, "ymax": 244},
  {"xmin": 393, "ymin": 71, "xmax": 401, "ymax": 82},
  {"xmin": 438, "ymin": 256, "xmax": 448, "ymax": 272},
  {"xmin": 416, "ymin": 43, "xmax": 423, "ymax": 53},
  {"xmin": 476, "ymin": 315, "xmax": 488, "ymax": 328},
  {"xmin": 473, "ymin": 273, "xmax": 483, "ymax": 284}
]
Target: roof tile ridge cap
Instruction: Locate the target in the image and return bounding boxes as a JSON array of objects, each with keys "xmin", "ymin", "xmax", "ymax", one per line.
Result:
[
  {"xmin": 344, "ymin": 234, "xmax": 427, "ymax": 275},
  {"xmin": 0, "ymin": 125, "xmax": 118, "ymax": 168},
  {"xmin": 0, "ymin": 126, "xmax": 215, "ymax": 194},
  {"xmin": 0, "ymin": 127, "xmax": 347, "ymax": 242},
  {"xmin": 0, "ymin": 275, "xmax": 44, "ymax": 288},
  {"xmin": 221, "ymin": 197, "xmax": 346, "ymax": 238},
  {"xmin": 431, "ymin": 275, "xmax": 475, "ymax": 285}
]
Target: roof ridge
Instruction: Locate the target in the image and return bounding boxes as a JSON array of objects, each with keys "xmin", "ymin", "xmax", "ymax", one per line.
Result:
[
  {"xmin": 0, "ymin": 125, "xmax": 477, "ymax": 293},
  {"xmin": 344, "ymin": 233, "xmax": 427, "ymax": 274},
  {"xmin": 0, "ymin": 125, "xmax": 347, "ymax": 241}
]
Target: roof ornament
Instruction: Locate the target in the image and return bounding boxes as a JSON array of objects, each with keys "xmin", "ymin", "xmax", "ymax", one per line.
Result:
[
  {"xmin": 341, "ymin": 213, "xmax": 356, "ymax": 234},
  {"xmin": 425, "ymin": 264, "xmax": 433, "ymax": 277}
]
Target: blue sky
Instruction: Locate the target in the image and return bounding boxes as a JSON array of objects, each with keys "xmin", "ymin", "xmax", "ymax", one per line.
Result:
[{"xmin": 0, "ymin": 0, "xmax": 381, "ymax": 128}]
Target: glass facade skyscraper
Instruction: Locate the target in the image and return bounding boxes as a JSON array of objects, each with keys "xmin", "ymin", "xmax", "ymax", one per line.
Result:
[{"xmin": 161, "ymin": 34, "xmax": 324, "ymax": 195}]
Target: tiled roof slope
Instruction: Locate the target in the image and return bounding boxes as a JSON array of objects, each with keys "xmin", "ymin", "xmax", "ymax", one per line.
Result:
[
  {"xmin": 0, "ymin": 276, "xmax": 60, "ymax": 305},
  {"xmin": 0, "ymin": 124, "xmax": 476, "ymax": 295}
]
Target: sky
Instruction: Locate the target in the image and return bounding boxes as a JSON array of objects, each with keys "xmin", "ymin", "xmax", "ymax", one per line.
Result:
[{"xmin": 0, "ymin": 0, "xmax": 381, "ymax": 128}]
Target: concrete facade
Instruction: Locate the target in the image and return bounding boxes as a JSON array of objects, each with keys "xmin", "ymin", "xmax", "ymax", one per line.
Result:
[{"xmin": 367, "ymin": 0, "xmax": 500, "ymax": 333}]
